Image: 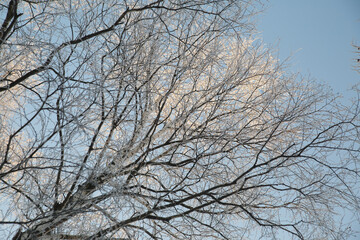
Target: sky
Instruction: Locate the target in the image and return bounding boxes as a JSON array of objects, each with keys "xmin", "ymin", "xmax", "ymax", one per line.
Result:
[
  {"xmin": 0, "ymin": 1, "xmax": 359, "ymax": 239},
  {"xmin": 256, "ymin": 1, "xmax": 360, "ymax": 238},
  {"xmin": 256, "ymin": 0, "xmax": 360, "ymax": 100}
]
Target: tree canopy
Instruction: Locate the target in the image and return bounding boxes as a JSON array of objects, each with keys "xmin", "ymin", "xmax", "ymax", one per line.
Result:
[{"xmin": 0, "ymin": 1, "xmax": 359, "ymax": 239}]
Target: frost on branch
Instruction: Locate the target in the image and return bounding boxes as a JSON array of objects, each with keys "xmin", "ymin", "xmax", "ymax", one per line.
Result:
[{"xmin": 0, "ymin": 1, "xmax": 359, "ymax": 239}]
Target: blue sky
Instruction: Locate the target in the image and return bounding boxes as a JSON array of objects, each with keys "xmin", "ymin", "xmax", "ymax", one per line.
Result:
[
  {"xmin": 257, "ymin": 1, "xmax": 360, "ymax": 238},
  {"xmin": 257, "ymin": 0, "xmax": 360, "ymax": 99}
]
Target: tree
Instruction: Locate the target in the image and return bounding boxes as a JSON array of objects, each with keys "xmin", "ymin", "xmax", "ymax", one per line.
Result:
[{"xmin": 0, "ymin": 0, "xmax": 359, "ymax": 239}]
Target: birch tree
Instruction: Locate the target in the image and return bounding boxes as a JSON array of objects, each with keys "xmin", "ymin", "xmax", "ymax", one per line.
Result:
[{"xmin": 1, "ymin": 0, "xmax": 359, "ymax": 239}]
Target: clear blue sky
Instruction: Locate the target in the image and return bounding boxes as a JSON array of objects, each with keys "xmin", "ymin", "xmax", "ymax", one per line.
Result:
[
  {"xmin": 257, "ymin": 0, "xmax": 360, "ymax": 99},
  {"xmin": 257, "ymin": 1, "xmax": 360, "ymax": 238}
]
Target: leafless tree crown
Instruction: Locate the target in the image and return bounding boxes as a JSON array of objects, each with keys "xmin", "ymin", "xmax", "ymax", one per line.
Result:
[{"xmin": 1, "ymin": 1, "xmax": 359, "ymax": 239}]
